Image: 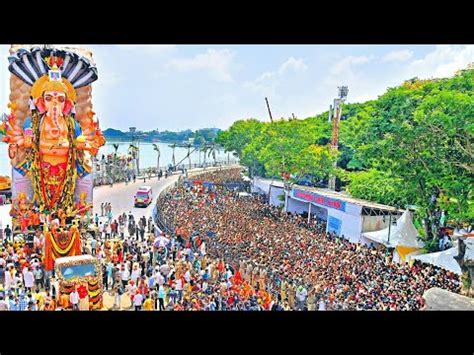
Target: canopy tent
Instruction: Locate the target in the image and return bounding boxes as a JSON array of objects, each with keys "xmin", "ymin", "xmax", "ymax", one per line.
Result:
[
  {"xmin": 362, "ymin": 210, "xmax": 424, "ymax": 261},
  {"xmin": 409, "ymin": 243, "xmax": 462, "ymax": 274}
]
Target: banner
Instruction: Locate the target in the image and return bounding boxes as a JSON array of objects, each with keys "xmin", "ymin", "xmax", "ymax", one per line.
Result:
[
  {"xmin": 11, "ymin": 168, "xmax": 33, "ymax": 201},
  {"xmin": 292, "ymin": 188, "xmax": 346, "ymax": 211},
  {"xmin": 328, "ymin": 216, "xmax": 342, "ymax": 236},
  {"xmin": 75, "ymin": 174, "xmax": 94, "ymax": 204}
]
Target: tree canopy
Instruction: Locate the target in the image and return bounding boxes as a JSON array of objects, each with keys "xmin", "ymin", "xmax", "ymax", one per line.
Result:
[{"xmin": 217, "ymin": 69, "xmax": 474, "ymax": 240}]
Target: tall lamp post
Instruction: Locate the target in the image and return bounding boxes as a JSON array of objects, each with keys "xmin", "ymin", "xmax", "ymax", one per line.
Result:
[{"xmin": 328, "ymin": 86, "xmax": 349, "ymax": 191}]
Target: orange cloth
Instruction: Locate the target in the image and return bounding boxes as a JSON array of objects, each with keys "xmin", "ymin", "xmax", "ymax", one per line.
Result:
[{"xmin": 60, "ymin": 293, "xmax": 69, "ymax": 309}]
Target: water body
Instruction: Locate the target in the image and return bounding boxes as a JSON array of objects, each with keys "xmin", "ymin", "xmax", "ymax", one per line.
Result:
[{"xmin": 0, "ymin": 141, "xmax": 235, "ymax": 177}]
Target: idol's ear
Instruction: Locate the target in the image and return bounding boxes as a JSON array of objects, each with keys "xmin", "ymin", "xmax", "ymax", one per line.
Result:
[
  {"xmin": 34, "ymin": 97, "xmax": 46, "ymax": 113},
  {"xmin": 63, "ymin": 99, "xmax": 74, "ymax": 115}
]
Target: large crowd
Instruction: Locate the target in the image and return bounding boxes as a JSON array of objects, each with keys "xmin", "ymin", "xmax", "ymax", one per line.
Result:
[
  {"xmin": 156, "ymin": 168, "xmax": 461, "ymax": 311},
  {"xmin": 0, "ymin": 167, "xmax": 462, "ymax": 311}
]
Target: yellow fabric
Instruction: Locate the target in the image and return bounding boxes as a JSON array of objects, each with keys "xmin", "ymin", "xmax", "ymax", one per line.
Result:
[
  {"xmin": 143, "ymin": 298, "xmax": 154, "ymax": 311},
  {"xmin": 396, "ymin": 245, "xmax": 420, "ymax": 263}
]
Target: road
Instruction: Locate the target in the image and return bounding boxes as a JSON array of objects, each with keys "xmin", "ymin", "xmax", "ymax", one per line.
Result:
[
  {"xmin": 92, "ymin": 166, "xmax": 235, "ymax": 223},
  {"xmin": 93, "ymin": 174, "xmax": 180, "ymax": 222}
]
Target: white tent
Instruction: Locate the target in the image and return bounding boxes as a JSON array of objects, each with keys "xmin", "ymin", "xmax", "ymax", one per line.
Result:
[
  {"xmin": 361, "ymin": 210, "xmax": 424, "ymax": 249},
  {"xmin": 409, "ymin": 243, "xmax": 462, "ymax": 275}
]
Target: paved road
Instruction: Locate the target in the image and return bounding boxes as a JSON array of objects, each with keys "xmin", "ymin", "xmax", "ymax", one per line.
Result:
[
  {"xmin": 92, "ymin": 166, "xmax": 234, "ymax": 223},
  {"xmin": 93, "ymin": 174, "xmax": 180, "ymax": 222}
]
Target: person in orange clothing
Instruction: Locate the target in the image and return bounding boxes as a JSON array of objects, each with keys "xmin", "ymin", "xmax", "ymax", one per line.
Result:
[
  {"xmin": 233, "ymin": 269, "xmax": 243, "ymax": 285},
  {"xmin": 29, "ymin": 210, "xmax": 40, "ymax": 227},
  {"xmin": 143, "ymin": 296, "xmax": 154, "ymax": 311},
  {"xmin": 217, "ymin": 259, "xmax": 225, "ymax": 276},
  {"xmin": 44, "ymin": 297, "xmax": 56, "ymax": 311},
  {"xmin": 59, "ymin": 291, "xmax": 70, "ymax": 309}
]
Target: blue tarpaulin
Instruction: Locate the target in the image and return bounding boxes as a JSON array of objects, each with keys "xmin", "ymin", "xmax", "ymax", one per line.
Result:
[{"xmin": 203, "ymin": 181, "xmax": 215, "ymax": 189}]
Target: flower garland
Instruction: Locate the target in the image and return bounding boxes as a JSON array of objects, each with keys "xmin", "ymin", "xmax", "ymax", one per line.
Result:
[
  {"xmin": 30, "ymin": 111, "xmax": 78, "ymax": 215},
  {"xmin": 44, "ymin": 225, "xmax": 81, "ymax": 271}
]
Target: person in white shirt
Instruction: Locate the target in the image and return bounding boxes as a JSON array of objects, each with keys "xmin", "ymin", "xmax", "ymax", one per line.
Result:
[
  {"xmin": 184, "ymin": 269, "xmax": 191, "ymax": 283},
  {"xmin": 156, "ymin": 272, "xmax": 165, "ymax": 287},
  {"xmin": 159, "ymin": 263, "xmax": 170, "ymax": 279},
  {"xmin": 23, "ymin": 267, "xmax": 35, "ymax": 291},
  {"xmin": 121, "ymin": 267, "xmax": 130, "ymax": 288},
  {"xmin": 133, "ymin": 292, "xmax": 143, "ymax": 310},
  {"xmin": 4, "ymin": 267, "xmax": 13, "ymax": 290},
  {"xmin": 131, "ymin": 265, "xmax": 141, "ymax": 284},
  {"xmin": 295, "ymin": 285, "xmax": 308, "ymax": 310},
  {"xmin": 175, "ymin": 278, "xmax": 183, "ymax": 301},
  {"xmin": 70, "ymin": 288, "xmax": 80, "ymax": 310},
  {"xmin": 105, "ymin": 224, "xmax": 112, "ymax": 240},
  {"xmin": 98, "ymin": 222, "xmax": 105, "ymax": 240},
  {"xmin": 200, "ymin": 241, "xmax": 206, "ymax": 256},
  {"xmin": 0, "ymin": 296, "xmax": 8, "ymax": 310},
  {"xmin": 318, "ymin": 298, "xmax": 326, "ymax": 311}
]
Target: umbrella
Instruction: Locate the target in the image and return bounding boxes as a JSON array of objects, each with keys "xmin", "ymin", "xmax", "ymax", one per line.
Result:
[{"xmin": 154, "ymin": 236, "xmax": 170, "ymax": 248}]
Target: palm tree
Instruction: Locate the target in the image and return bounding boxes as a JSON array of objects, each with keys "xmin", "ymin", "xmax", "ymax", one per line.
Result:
[
  {"xmin": 185, "ymin": 143, "xmax": 193, "ymax": 169},
  {"xmin": 128, "ymin": 144, "xmax": 138, "ymax": 175},
  {"xmin": 152, "ymin": 143, "xmax": 161, "ymax": 177},
  {"xmin": 207, "ymin": 143, "xmax": 219, "ymax": 166},
  {"xmin": 169, "ymin": 143, "xmax": 177, "ymax": 169},
  {"xmin": 200, "ymin": 144, "xmax": 209, "ymax": 167}
]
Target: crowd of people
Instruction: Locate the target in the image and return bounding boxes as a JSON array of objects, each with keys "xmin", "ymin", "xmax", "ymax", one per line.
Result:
[
  {"xmin": 155, "ymin": 168, "xmax": 461, "ymax": 311},
  {"xmin": 0, "ymin": 167, "xmax": 462, "ymax": 311}
]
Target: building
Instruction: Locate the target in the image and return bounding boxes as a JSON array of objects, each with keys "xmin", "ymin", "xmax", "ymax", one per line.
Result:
[
  {"xmin": 129, "ymin": 127, "xmax": 137, "ymax": 133},
  {"xmin": 252, "ymin": 177, "xmax": 403, "ymax": 243}
]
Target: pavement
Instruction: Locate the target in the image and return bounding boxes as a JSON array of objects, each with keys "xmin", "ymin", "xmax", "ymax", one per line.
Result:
[
  {"xmin": 93, "ymin": 165, "xmax": 238, "ymax": 225},
  {"xmin": 93, "ymin": 174, "xmax": 180, "ymax": 223}
]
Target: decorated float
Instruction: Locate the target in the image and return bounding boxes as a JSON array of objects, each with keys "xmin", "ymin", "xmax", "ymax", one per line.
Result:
[{"xmin": 54, "ymin": 255, "xmax": 103, "ymax": 310}]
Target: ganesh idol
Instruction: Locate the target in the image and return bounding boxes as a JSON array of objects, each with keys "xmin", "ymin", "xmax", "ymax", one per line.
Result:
[{"xmin": 3, "ymin": 47, "xmax": 105, "ymax": 219}]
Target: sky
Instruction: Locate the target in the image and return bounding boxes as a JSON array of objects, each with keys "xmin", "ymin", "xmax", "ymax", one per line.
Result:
[{"xmin": 0, "ymin": 45, "xmax": 473, "ymax": 132}]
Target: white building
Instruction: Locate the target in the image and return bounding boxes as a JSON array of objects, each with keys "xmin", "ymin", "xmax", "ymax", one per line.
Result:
[{"xmin": 252, "ymin": 177, "xmax": 403, "ymax": 244}]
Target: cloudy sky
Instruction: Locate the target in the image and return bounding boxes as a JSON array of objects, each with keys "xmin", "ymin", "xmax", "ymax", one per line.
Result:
[{"xmin": 1, "ymin": 45, "xmax": 473, "ymax": 131}]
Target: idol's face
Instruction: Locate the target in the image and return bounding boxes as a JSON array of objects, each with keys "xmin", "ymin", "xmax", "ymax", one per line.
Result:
[{"xmin": 43, "ymin": 91, "xmax": 66, "ymax": 119}]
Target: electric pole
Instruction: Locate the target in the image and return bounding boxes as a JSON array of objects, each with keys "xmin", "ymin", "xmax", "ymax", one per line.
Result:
[
  {"xmin": 265, "ymin": 97, "xmax": 274, "ymax": 123},
  {"xmin": 328, "ymin": 86, "xmax": 348, "ymax": 191}
]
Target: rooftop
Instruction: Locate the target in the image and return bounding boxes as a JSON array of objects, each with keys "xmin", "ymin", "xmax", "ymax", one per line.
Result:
[
  {"xmin": 296, "ymin": 185, "xmax": 403, "ymax": 213},
  {"xmin": 254, "ymin": 177, "xmax": 403, "ymax": 213}
]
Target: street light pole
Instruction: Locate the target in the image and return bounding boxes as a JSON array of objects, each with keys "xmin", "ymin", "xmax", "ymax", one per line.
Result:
[
  {"xmin": 328, "ymin": 86, "xmax": 348, "ymax": 191},
  {"xmin": 387, "ymin": 213, "xmax": 392, "ymax": 245}
]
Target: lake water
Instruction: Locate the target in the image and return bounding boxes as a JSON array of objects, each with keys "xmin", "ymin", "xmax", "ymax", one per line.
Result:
[{"xmin": 0, "ymin": 141, "xmax": 236, "ymax": 177}]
